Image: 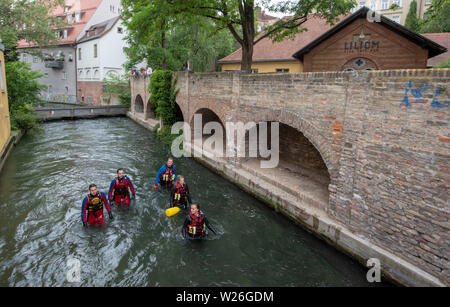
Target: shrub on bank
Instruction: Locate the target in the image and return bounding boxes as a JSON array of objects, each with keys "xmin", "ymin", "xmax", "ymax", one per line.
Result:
[
  {"xmin": 5, "ymin": 61, "xmax": 46, "ymax": 133},
  {"xmin": 148, "ymin": 70, "xmax": 179, "ymax": 126}
]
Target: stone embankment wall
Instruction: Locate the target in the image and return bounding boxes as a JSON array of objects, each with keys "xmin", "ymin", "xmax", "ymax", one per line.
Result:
[{"xmin": 131, "ymin": 69, "xmax": 449, "ymax": 286}]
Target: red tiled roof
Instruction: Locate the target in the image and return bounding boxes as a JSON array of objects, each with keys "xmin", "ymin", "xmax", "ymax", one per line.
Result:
[
  {"xmin": 17, "ymin": 0, "xmax": 102, "ymax": 48},
  {"xmin": 422, "ymin": 33, "xmax": 450, "ymax": 66},
  {"xmin": 218, "ymin": 16, "xmax": 343, "ymax": 63}
]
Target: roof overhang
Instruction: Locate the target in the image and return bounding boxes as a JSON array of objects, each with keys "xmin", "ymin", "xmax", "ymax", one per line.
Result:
[{"xmin": 292, "ymin": 7, "xmax": 448, "ymax": 61}]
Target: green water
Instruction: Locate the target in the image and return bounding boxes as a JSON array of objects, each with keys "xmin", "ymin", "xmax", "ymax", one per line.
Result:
[{"xmin": 0, "ymin": 118, "xmax": 390, "ymax": 286}]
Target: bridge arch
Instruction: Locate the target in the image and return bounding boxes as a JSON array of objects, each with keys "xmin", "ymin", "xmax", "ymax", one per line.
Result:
[
  {"xmin": 189, "ymin": 107, "xmax": 227, "ymax": 157},
  {"xmin": 134, "ymin": 94, "xmax": 144, "ymax": 113},
  {"xmin": 242, "ymin": 108, "xmax": 336, "ymax": 177}
]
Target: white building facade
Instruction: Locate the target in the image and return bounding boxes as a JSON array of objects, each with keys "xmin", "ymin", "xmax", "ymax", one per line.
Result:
[{"xmin": 76, "ymin": 0, "xmax": 128, "ymax": 105}]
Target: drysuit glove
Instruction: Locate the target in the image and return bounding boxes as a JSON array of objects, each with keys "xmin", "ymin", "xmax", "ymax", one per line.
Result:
[
  {"xmin": 108, "ymin": 212, "xmax": 114, "ymax": 220},
  {"xmin": 153, "ymin": 185, "xmax": 158, "ymax": 190},
  {"xmin": 83, "ymin": 222, "xmax": 88, "ymax": 228}
]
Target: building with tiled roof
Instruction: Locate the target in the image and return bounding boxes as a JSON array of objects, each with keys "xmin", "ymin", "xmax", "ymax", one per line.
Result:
[
  {"xmin": 219, "ymin": 16, "xmax": 337, "ymax": 73},
  {"xmin": 219, "ymin": 7, "xmax": 447, "ymax": 73},
  {"xmin": 17, "ymin": 0, "xmax": 103, "ymax": 103},
  {"xmin": 76, "ymin": 15, "xmax": 128, "ymax": 105}
]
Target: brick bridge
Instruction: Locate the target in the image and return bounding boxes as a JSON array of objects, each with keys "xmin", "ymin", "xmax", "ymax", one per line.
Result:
[{"xmin": 130, "ymin": 69, "xmax": 449, "ymax": 286}]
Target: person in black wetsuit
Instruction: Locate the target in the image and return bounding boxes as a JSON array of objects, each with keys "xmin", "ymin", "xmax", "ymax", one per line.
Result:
[
  {"xmin": 182, "ymin": 203, "xmax": 217, "ymax": 240},
  {"xmin": 170, "ymin": 175, "xmax": 192, "ymax": 209}
]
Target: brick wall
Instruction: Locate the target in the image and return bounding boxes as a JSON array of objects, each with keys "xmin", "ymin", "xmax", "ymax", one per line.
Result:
[
  {"xmin": 77, "ymin": 81, "xmax": 103, "ymax": 105},
  {"xmin": 168, "ymin": 69, "xmax": 450, "ymax": 284},
  {"xmin": 303, "ymin": 18, "xmax": 429, "ymax": 72}
]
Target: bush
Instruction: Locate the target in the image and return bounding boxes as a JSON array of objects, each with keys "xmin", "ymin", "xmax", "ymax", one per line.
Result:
[
  {"xmin": 149, "ymin": 70, "xmax": 178, "ymax": 125},
  {"xmin": 103, "ymin": 74, "xmax": 131, "ymax": 107},
  {"xmin": 433, "ymin": 57, "xmax": 450, "ymax": 68},
  {"xmin": 156, "ymin": 125, "xmax": 183, "ymax": 146},
  {"xmin": 5, "ymin": 61, "xmax": 46, "ymax": 132}
]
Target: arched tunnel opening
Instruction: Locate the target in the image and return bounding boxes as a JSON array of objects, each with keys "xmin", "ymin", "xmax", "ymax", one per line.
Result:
[
  {"xmin": 134, "ymin": 95, "xmax": 144, "ymax": 113},
  {"xmin": 190, "ymin": 108, "xmax": 226, "ymax": 157},
  {"xmin": 174, "ymin": 102, "xmax": 184, "ymax": 122},
  {"xmin": 242, "ymin": 121, "xmax": 330, "ymax": 211}
]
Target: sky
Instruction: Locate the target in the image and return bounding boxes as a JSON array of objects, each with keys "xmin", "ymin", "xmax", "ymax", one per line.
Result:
[{"xmin": 257, "ymin": 0, "xmax": 290, "ymax": 18}]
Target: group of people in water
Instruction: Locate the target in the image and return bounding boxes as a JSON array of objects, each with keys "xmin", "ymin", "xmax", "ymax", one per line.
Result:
[{"xmin": 81, "ymin": 158, "xmax": 217, "ymax": 240}]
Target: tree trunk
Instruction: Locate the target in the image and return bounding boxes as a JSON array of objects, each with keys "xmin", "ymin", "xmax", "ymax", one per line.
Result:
[
  {"xmin": 241, "ymin": 43, "xmax": 253, "ymax": 73},
  {"xmin": 240, "ymin": 1, "xmax": 255, "ymax": 73}
]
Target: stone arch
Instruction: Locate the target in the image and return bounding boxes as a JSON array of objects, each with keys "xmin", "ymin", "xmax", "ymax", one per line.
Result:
[
  {"xmin": 134, "ymin": 94, "xmax": 144, "ymax": 113},
  {"xmin": 189, "ymin": 107, "xmax": 227, "ymax": 157},
  {"xmin": 188, "ymin": 100, "xmax": 231, "ymax": 130},
  {"xmin": 241, "ymin": 108, "xmax": 336, "ymax": 177},
  {"xmin": 237, "ymin": 110, "xmax": 334, "ymax": 213},
  {"xmin": 174, "ymin": 101, "xmax": 185, "ymax": 122}
]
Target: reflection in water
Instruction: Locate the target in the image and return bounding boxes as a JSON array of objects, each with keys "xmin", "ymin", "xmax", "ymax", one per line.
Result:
[{"xmin": 0, "ymin": 118, "xmax": 390, "ymax": 286}]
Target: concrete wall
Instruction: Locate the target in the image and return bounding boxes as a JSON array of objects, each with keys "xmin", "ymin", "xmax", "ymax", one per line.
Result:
[
  {"xmin": 19, "ymin": 46, "xmax": 77, "ymax": 100},
  {"xmin": 157, "ymin": 69, "xmax": 449, "ymax": 286},
  {"xmin": 34, "ymin": 104, "xmax": 128, "ymax": 120}
]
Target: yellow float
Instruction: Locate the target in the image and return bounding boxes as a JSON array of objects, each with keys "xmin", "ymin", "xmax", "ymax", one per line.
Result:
[{"xmin": 165, "ymin": 206, "xmax": 180, "ymax": 217}]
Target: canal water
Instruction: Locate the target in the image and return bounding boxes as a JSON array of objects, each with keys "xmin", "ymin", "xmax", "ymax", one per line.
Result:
[{"xmin": 0, "ymin": 118, "xmax": 390, "ymax": 286}]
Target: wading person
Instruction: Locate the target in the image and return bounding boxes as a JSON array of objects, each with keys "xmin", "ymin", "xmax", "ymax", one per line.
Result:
[
  {"xmin": 108, "ymin": 168, "xmax": 135, "ymax": 206},
  {"xmin": 154, "ymin": 158, "xmax": 177, "ymax": 190},
  {"xmin": 182, "ymin": 203, "xmax": 217, "ymax": 240},
  {"xmin": 170, "ymin": 175, "xmax": 192, "ymax": 209},
  {"xmin": 81, "ymin": 184, "xmax": 113, "ymax": 227}
]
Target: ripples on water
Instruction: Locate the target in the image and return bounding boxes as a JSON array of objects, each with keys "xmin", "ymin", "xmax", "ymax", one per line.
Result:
[{"xmin": 0, "ymin": 118, "xmax": 390, "ymax": 286}]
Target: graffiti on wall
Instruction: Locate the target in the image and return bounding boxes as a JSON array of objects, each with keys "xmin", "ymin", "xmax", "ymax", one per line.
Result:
[{"xmin": 400, "ymin": 80, "xmax": 449, "ymax": 108}]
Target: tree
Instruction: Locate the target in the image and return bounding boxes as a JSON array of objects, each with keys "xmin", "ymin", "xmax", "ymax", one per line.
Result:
[
  {"xmin": 405, "ymin": 0, "xmax": 419, "ymax": 32},
  {"xmin": 167, "ymin": 0, "xmax": 356, "ymax": 73},
  {"xmin": 121, "ymin": 1, "xmax": 236, "ymax": 72},
  {"xmin": 5, "ymin": 61, "xmax": 47, "ymax": 131},
  {"xmin": 0, "ymin": 0, "xmax": 63, "ymax": 60},
  {"xmin": 121, "ymin": 0, "xmax": 174, "ymax": 71},
  {"xmin": 420, "ymin": 0, "xmax": 450, "ymax": 33}
]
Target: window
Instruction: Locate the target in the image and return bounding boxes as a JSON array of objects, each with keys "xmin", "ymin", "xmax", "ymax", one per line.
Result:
[
  {"xmin": 62, "ymin": 72, "xmax": 67, "ymax": 80},
  {"xmin": 391, "ymin": 15, "xmax": 400, "ymax": 23},
  {"xmin": 392, "ymin": 0, "xmax": 401, "ymax": 7},
  {"xmin": 67, "ymin": 14, "xmax": 72, "ymax": 24},
  {"xmin": 275, "ymin": 68, "xmax": 289, "ymax": 73},
  {"xmin": 75, "ymin": 13, "xmax": 80, "ymax": 23},
  {"xmin": 44, "ymin": 73, "xmax": 48, "ymax": 78},
  {"xmin": 0, "ymin": 59, "xmax": 5, "ymax": 93},
  {"xmin": 370, "ymin": 0, "xmax": 376, "ymax": 10},
  {"xmin": 382, "ymin": 0, "xmax": 389, "ymax": 9},
  {"xmin": 251, "ymin": 69, "xmax": 258, "ymax": 74},
  {"xmin": 86, "ymin": 70, "xmax": 90, "ymax": 79},
  {"xmin": 94, "ymin": 44, "xmax": 97, "ymax": 58},
  {"xmin": 359, "ymin": 1, "xmax": 366, "ymax": 8},
  {"xmin": 64, "ymin": 6, "xmax": 69, "ymax": 13},
  {"xmin": 117, "ymin": 27, "xmax": 123, "ymax": 34},
  {"xmin": 78, "ymin": 48, "xmax": 81, "ymax": 60},
  {"xmin": 33, "ymin": 57, "xmax": 38, "ymax": 63},
  {"xmin": 22, "ymin": 53, "xmax": 27, "ymax": 62},
  {"xmin": 63, "ymin": 29, "xmax": 68, "ymax": 39}
]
